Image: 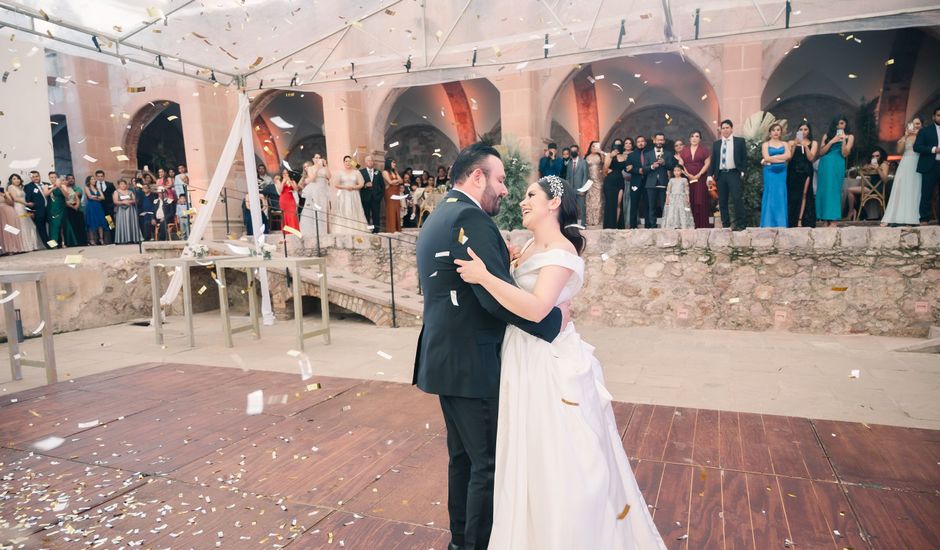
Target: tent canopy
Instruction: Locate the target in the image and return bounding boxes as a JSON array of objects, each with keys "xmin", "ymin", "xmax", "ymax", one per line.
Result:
[{"xmin": 2, "ymin": 0, "xmax": 939, "ymax": 91}]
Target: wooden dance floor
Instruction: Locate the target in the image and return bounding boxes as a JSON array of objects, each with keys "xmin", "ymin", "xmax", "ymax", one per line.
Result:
[{"xmin": 1, "ymin": 363, "xmax": 938, "ymax": 549}]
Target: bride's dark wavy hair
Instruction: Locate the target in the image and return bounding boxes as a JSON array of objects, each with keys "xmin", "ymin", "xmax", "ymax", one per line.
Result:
[{"xmin": 536, "ymin": 176, "xmax": 585, "ymax": 255}]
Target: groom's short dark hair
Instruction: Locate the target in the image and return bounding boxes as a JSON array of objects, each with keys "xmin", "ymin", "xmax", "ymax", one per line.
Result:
[{"xmin": 451, "ymin": 142, "xmax": 501, "ymax": 186}]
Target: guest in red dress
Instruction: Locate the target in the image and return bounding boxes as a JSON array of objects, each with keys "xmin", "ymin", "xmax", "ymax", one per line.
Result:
[
  {"xmin": 279, "ymin": 169, "xmax": 300, "ymax": 232},
  {"xmin": 678, "ymin": 130, "xmax": 713, "ymax": 228}
]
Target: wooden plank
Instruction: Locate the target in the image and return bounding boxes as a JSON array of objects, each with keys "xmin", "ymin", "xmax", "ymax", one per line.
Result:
[
  {"xmin": 0, "ymin": 449, "xmax": 145, "ymax": 539},
  {"xmin": 636, "ymin": 405, "xmax": 676, "ymax": 461},
  {"xmin": 762, "ymin": 414, "xmax": 811, "ymax": 479},
  {"xmin": 845, "ymin": 485, "xmax": 940, "ymax": 550},
  {"xmin": 651, "ymin": 463, "xmax": 692, "ymax": 547},
  {"xmin": 623, "ymin": 403, "xmax": 655, "ymax": 458},
  {"xmin": 687, "ymin": 466, "xmax": 724, "ymax": 550},
  {"xmin": 169, "ymin": 418, "xmax": 432, "ymax": 508},
  {"xmin": 692, "ymin": 409, "xmax": 720, "ymax": 468},
  {"xmin": 786, "ymin": 417, "xmax": 836, "ymax": 482},
  {"xmin": 746, "ymin": 473, "xmax": 791, "ymax": 550},
  {"xmin": 0, "ymin": 389, "xmax": 161, "ymax": 449},
  {"xmin": 296, "ymin": 380, "xmax": 445, "ymax": 435},
  {"xmin": 611, "ymin": 401, "xmax": 636, "ymax": 439},
  {"xmin": 296, "ymin": 510, "xmax": 448, "ymax": 549},
  {"xmin": 343, "ymin": 436, "xmax": 449, "ymax": 528},
  {"xmin": 738, "ymin": 413, "xmax": 774, "ymax": 475},
  {"xmin": 816, "ymin": 419, "xmax": 940, "ymax": 491},
  {"xmin": 811, "ymin": 481, "xmax": 868, "ymax": 550},
  {"xmin": 46, "ymin": 403, "xmax": 282, "ymax": 474},
  {"xmin": 719, "ymin": 411, "xmax": 746, "ymax": 472},
  {"xmin": 633, "ymin": 459, "xmax": 666, "ymax": 514},
  {"xmin": 778, "ymin": 476, "xmax": 836, "ymax": 549},
  {"xmin": 721, "ymin": 470, "xmax": 755, "ymax": 550},
  {"xmin": 0, "ymin": 362, "xmax": 166, "ymax": 408},
  {"xmin": 78, "ymin": 363, "xmax": 254, "ymax": 402},
  {"xmin": 663, "ymin": 407, "xmax": 697, "ymax": 466}
]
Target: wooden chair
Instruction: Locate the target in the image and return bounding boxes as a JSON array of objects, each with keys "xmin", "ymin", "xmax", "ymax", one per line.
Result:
[
  {"xmin": 268, "ymin": 209, "xmax": 283, "ymax": 232},
  {"xmin": 853, "ymin": 174, "xmax": 886, "ymax": 221}
]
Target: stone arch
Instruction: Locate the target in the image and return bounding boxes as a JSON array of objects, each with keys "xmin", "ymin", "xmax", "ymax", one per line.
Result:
[
  {"xmin": 912, "ymin": 91, "xmax": 940, "ymax": 122},
  {"xmin": 602, "ymin": 105, "xmax": 712, "ymax": 149},
  {"xmin": 375, "ymin": 79, "xmax": 501, "ymax": 154},
  {"xmin": 123, "ymin": 100, "xmax": 183, "ymax": 170},
  {"xmin": 384, "ymin": 124, "xmax": 460, "ymax": 173},
  {"xmin": 546, "ymin": 53, "xmax": 720, "ymax": 151},
  {"xmin": 763, "ymin": 94, "xmax": 857, "ymax": 137},
  {"xmin": 250, "ymin": 90, "xmax": 326, "ymax": 173}
]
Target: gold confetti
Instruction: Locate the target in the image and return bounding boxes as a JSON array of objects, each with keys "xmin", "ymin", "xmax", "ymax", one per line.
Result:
[
  {"xmin": 64, "ymin": 255, "xmax": 83, "ymax": 265},
  {"xmin": 249, "ymin": 56, "xmax": 264, "ymax": 69},
  {"xmin": 283, "ymin": 225, "xmax": 302, "ymax": 238},
  {"xmin": 47, "ymin": 239, "xmax": 58, "ymax": 248},
  {"xmin": 561, "ymin": 398, "xmax": 580, "ymax": 406},
  {"xmin": 28, "ymin": 409, "xmax": 41, "ymax": 417},
  {"xmin": 127, "ymin": 86, "xmax": 147, "ymax": 93},
  {"xmin": 197, "ymin": 285, "xmax": 207, "ymax": 295},
  {"xmin": 167, "ymin": 115, "xmax": 178, "ymax": 121},
  {"xmin": 457, "ymin": 227, "xmax": 468, "ymax": 245},
  {"xmin": 617, "ymin": 504, "xmax": 631, "ymax": 520},
  {"xmin": 446, "ymin": 197, "xmax": 458, "ymax": 203},
  {"xmin": 306, "ymin": 383, "xmax": 321, "ymax": 391},
  {"xmin": 831, "ymin": 287, "xmax": 848, "ymax": 292},
  {"xmin": 885, "ymin": 58, "xmax": 895, "ymax": 66},
  {"xmin": 116, "ymin": 154, "xmax": 129, "ymax": 161}
]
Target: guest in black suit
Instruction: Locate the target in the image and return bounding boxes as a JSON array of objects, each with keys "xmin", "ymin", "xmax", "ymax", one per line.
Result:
[
  {"xmin": 915, "ymin": 106, "xmax": 940, "ymax": 224},
  {"xmin": 359, "ymin": 155, "xmax": 384, "ymax": 232},
  {"xmin": 708, "ymin": 119, "xmax": 748, "ymax": 230},
  {"xmin": 559, "ymin": 147, "xmax": 571, "ymax": 179},
  {"xmin": 24, "ymin": 171, "xmax": 51, "ymax": 248},
  {"xmin": 92, "ymin": 169, "xmax": 116, "ymax": 242},
  {"xmin": 642, "ymin": 133, "xmax": 677, "ymax": 229},
  {"xmin": 625, "ymin": 135, "xmax": 648, "ymax": 229},
  {"xmin": 413, "ymin": 143, "xmax": 564, "ymax": 550}
]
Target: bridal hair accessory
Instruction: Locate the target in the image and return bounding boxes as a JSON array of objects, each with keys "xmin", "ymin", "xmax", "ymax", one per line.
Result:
[
  {"xmin": 565, "ymin": 223, "xmax": 585, "ymax": 230},
  {"xmin": 542, "ymin": 175, "xmax": 565, "ymax": 199}
]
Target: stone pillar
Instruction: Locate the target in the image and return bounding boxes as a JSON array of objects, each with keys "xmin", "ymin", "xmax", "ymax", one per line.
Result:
[
  {"xmin": 718, "ymin": 42, "xmax": 764, "ymax": 126},
  {"xmin": 2, "ymin": 42, "xmax": 55, "ymax": 177},
  {"xmin": 322, "ymin": 90, "xmax": 371, "ymax": 169},
  {"xmin": 495, "ymin": 72, "xmax": 546, "ymax": 166}
]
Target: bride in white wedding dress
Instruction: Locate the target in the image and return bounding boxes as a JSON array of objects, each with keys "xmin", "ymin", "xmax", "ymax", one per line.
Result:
[{"xmin": 455, "ymin": 176, "xmax": 666, "ymax": 550}]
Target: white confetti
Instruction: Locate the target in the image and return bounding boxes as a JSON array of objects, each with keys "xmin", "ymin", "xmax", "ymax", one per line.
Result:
[
  {"xmin": 0, "ymin": 290, "xmax": 20, "ymax": 304},
  {"xmin": 246, "ymin": 390, "xmax": 264, "ymax": 415},
  {"xmin": 298, "ymin": 355, "xmax": 313, "ymax": 381},
  {"xmin": 600, "ymin": 253, "xmax": 610, "ymax": 262},
  {"xmin": 3, "ymin": 224, "xmax": 20, "ymax": 235},
  {"xmin": 390, "ymin": 194, "xmax": 408, "ymax": 200},
  {"xmin": 77, "ymin": 419, "xmax": 100, "ymax": 429},
  {"xmin": 31, "ymin": 320, "xmax": 45, "ymax": 334},
  {"xmin": 430, "ymin": 271, "xmax": 438, "ymax": 277},
  {"xmin": 434, "ymin": 251, "xmax": 450, "ymax": 258},
  {"xmin": 376, "ymin": 351, "xmax": 392, "ymax": 360},
  {"xmin": 849, "ymin": 369, "xmax": 860, "ymax": 379},
  {"xmin": 83, "ymin": 154, "xmax": 98, "ymax": 163},
  {"xmin": 728, "ymin": 297, "xmax": 741, "ymax": 304},
  {"xmin": 124, "ymin": 273, "xmax": 138, "ymax": 284},
  {"xmin": 32, "ymin": 436, "xmax": 65, "ymax": 451},
  {"xmin": 9, "ymin": 158, "xmax": 41, "ymax": 169},
  {"xmin": 388, "ymin": 141, "xmax": 399, "ymax": 148},
  {"xmin": 450, "ymin": 290, "xmax": 459, "ymax": 307},
  {"xmin": 226, "ymin": 243, "xmax": 251, "ymax": 255}
]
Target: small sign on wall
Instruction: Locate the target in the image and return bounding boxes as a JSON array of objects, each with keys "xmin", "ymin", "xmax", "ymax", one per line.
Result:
[
  {"xmin": 676, "ymin": 307, "xmax": 689, "ymax": 320},
  {"xmin": 774, "ymin": 310, "xmax": 788, "ymax": 322},
  {"xmin": 914, "ymin": 301, "xmax": 930, "ymax": 314}
]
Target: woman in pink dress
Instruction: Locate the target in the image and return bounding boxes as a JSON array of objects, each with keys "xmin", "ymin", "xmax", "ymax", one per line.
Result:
[{"xmin": 678, "ymin": 130, "xmax": 712, "ymax": 228}]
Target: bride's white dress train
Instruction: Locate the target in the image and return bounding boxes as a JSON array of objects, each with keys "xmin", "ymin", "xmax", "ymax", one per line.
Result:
[{"xmin": 488, "ymin": 248, "xmax": 666, "ymax": 550}]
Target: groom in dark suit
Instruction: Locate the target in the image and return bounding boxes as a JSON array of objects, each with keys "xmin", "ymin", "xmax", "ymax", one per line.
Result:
[
  {"xmin": 359, "ymin": 155, "xmax": 384, "ymax": 232},
  {"xmin": 413, "ymin": 143, "xmax": 565, "ymax": 550},
  {"xmin": 915, "ymin": 106, "xmax": 940, "ymax": 224},
  {"xmin": 708, "ymin": 119, "xmax": 748, "ymax": 230}
]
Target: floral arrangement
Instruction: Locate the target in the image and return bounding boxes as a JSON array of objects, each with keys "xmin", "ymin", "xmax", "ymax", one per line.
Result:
[
  {"xmin": 492, "ymin": 142, "xmax": 532, "ymax": 231},
  {"xmin": 258, "ymin": 243, "xmax": 278, "ymax": 260}
]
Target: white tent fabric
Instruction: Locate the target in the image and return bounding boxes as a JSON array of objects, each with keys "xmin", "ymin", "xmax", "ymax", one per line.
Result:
[
  {"xmin": 2, "ymin": 0, "xmax": 939, "ymax": 92},
  {"xmin": 159, "ymin": 92, "xmax": 274, "ymax": 325}
]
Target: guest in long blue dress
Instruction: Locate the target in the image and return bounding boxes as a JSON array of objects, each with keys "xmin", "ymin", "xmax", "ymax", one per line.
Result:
[
  {"xmin": 816, "ymin": 115, "xmax": 855, "ymax": 227},
  {"xmin": 83, "ymin": 175, "xmax": 109, "ymax": 245},
  {"xmin": 760, "ymin": 123, "xmax": 791, "ymax": 227}
]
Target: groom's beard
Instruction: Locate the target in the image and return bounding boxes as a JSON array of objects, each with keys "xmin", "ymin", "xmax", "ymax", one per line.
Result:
[{"xmin": 482, "ymin": 184, "xmax": 502, "ymax": 216}]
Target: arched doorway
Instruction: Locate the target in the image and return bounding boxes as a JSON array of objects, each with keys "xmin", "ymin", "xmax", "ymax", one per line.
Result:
[
  {"xmin": 379, "ymin": 78, "xmax": 501, "ymax": 171},
  {"xmin": 547, "ymin": 53, "xmax": 720, "ymax": 151},
  {"xmin": 125, "ymin": 101, "xmax": 187, "ymax": 171},
  {"xmin": 250, "ymin": 90, "xmax": 326, "ymax": 173},
  {"xmin": 50, "ymin": 114, "xmax": 73, "ymax": 176}
]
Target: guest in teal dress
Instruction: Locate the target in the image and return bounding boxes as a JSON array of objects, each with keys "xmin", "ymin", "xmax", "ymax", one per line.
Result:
[
  {"xmin": 760, "ymin": 123, "xmax": 791, "ymax": 227},
  {"xmin": 816, "ymin": 116, "xmax": 855, "ymax": 227}
]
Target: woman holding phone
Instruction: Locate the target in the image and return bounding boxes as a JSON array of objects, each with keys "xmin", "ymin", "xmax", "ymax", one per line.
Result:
[
  {"xmin": 882, "ymin": 117, "xmax": 923, "ymax": 226},
  {"xmin": 786, "ymin": 123, "xmax": 818, "ymax": 227},
  {"xmin": 816, "ymin": 115, "xmax": 854, "ymax": 226}
]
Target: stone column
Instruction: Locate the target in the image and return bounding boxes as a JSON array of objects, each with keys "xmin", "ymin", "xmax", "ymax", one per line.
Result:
[
  {"xmin": 718, "ymin": 42, "xmax": 764, "ymax": 126},
  {"xmin": 321, "ymin": 90, "xmax": 371, "ymax": 169},
  {"xmin": 495, "ymin": 72, "xmax": 547, "ymax": 166}
]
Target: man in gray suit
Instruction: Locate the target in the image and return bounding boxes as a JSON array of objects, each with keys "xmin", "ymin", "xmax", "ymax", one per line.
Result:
[{"xmin": 567, "ymin": 144, "xmax": 589, "ymax": 225}]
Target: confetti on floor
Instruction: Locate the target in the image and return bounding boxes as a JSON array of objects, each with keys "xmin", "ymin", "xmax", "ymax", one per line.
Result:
[
  {"xmin": 376, "ymin": 351, "xmax": 392, "ymax": 360},
  {"xmin": 246, "ymin": 389, "xmax": 264, "ymax": 415},
  {"xmin": 32, "ymin": 435, "xmax": 65, "ymax": 451}
]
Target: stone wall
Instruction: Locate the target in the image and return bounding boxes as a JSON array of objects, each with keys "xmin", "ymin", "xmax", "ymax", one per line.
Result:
[{"xmin": 301, "ymin": 227, "xmax": 939, "ymax": 337}]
